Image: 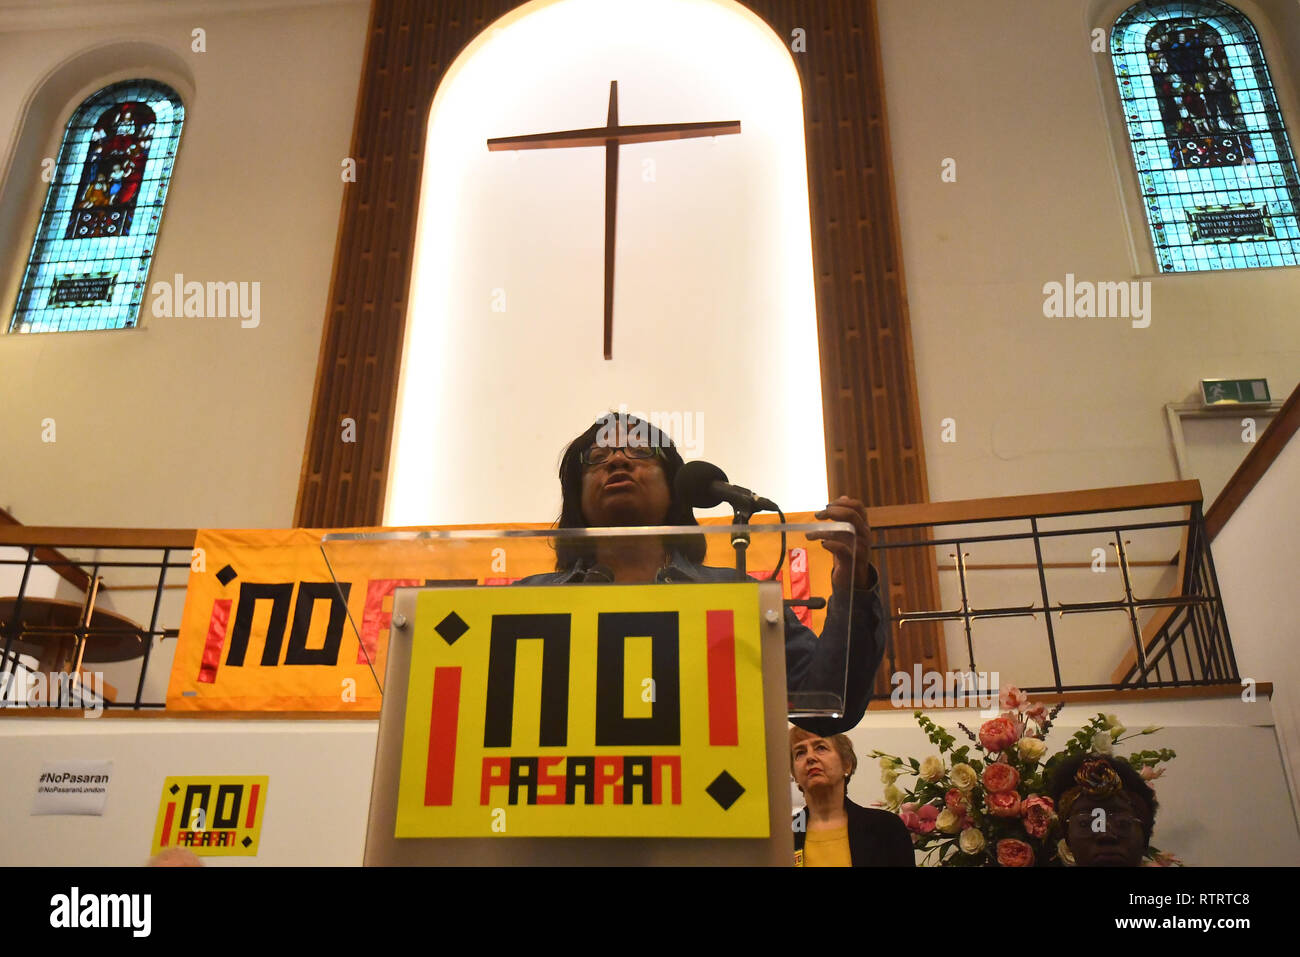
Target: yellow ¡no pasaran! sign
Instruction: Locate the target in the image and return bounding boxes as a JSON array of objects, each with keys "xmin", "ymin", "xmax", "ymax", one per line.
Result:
[
  {"xmin": 395, "ymin": 583, "xmax": 769, "ymax": 838},
  {"xmin": 150, "ymin": 775, "xmax": 269, "ymax": 856}
]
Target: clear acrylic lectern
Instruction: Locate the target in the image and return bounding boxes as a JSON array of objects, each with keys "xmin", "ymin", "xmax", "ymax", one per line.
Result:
[{"xmin": 320, "ymin": 522, "xmax": 859, "ymax": 866}]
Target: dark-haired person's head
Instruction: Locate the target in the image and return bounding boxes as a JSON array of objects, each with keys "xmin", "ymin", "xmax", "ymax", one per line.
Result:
[
  {"xmin": 1048, "ymin": 753, "xmax": 1157, "ymax": 867},
  {"xmin": 554, "ymin": 413, "xmax": 704, "ymax": 568}
]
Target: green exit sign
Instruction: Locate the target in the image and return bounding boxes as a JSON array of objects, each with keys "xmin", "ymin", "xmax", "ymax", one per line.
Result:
[{"xmin": 1201, "ymin": 378, "xmax": 1271, "ymax": 406}]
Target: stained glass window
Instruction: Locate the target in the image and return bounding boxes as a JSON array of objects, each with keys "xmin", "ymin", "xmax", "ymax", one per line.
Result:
[
  {"xmin": 1112, "ymin": 1, "xmax": 1300, "ymax": 272},
  {"xmin": 7, "ymin": 79, "xmax": 184, "ymax": 333}
]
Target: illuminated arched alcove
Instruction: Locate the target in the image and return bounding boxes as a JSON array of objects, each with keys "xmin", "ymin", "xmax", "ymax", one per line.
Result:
[{"xmin": 386, "ymin": 0, "xmax": 826, "ymax": 525}]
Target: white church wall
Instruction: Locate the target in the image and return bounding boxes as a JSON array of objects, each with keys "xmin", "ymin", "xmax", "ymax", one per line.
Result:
[
  {"xmin": 1213, "ymin": 424, "xmax": 1300, "ymax": 826},
  {"xmin": 875, "ymin": 0, "xmax": 1300, "ymax": 693},
  {"xmin": 0, "ymin": 0, "xmax": 369, "ymax": 530},
  {"xmin": 876, "ymin": 0, "xmax": 1300, "ymax": 505}
]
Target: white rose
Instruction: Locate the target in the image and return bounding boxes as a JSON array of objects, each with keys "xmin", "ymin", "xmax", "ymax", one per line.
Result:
[
  {"xmin": 881, "ymin": 768, "xmax": 899, "ymax": 785},
  {"xmin": 1110, "ymin": 726, "xmax": 1125, "ymax": 740},
  {"xmin": 883, "ymin": 784, "xmax": 904, "ymax": 808},
  {"xmin": 949, "ymin": 763, "xmax": 978, "ymax": 791},
  {"xmin": 919, "ymin": 756, "xmax": 945, "ymax": 783},
  {"xmin": 1017, "ymin": 737, "xmax": 1047, "ymax": 763},
  {"xmin": 1091, "ymin": 732, "xmax": 1113, "ymax": 755},
  {"xmin": 959, "ymin": 828, "xmax": 986, "ymax": 855},
  {"xmin": 1104, "ymin": 714, "xmax": 1120, "ymax": 729},
  {"xmin": 936, "ymin": 808, "xmax": 962, "ymax": 834}
]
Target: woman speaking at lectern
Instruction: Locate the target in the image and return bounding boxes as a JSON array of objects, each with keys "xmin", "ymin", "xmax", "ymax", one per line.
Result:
[{"xmin": 514, "ymin": 412, "xmax": 887, "ymax": 734}]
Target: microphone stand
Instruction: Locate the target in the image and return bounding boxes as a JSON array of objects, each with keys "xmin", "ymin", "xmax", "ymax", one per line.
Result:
[
  {"xmin": 730, "ymin": 504, "xmax": 755, "ymax": 576},
  {"xmin": 728, "ymin": 500, "xmax": 787, "ymax": 584}
]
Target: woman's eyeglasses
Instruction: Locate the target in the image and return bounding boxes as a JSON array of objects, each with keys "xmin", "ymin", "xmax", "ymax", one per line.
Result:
[{"xmin": 579, "ymin": 445, "xmax": 664, "ymax": 467}]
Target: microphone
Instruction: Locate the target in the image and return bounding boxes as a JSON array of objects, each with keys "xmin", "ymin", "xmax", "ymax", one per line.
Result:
[{"xmin": 674, "ymin": 460, "xmax": 778, "ymax": 514}]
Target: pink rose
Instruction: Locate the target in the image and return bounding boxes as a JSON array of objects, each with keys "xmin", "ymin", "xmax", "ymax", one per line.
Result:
[
  {"xmin": 944, "ymin": 788, "xmax": 968, "ymax": 814},
  {"xmin": 982, "ymin": 761, "xmax": 1020, "ymax": 793},
  {"xmin": 1022, "ymin": 795, "xmax": 1056, "ymax": 839},
  {"xmin": 1000, "ymin": 686, "xmax": 1028, "ymax": 711},
  {"xmin": 899, "ymin": 803, "xmax": 939, "ymax": 834},
  {"xmin": 986, "ymin": 790, "xmax": 1023, "ymax": 818},
  {"xmin": 979, "ymin": 716, "xmax": 1020, "ymax": 753},
  {"xmin": 1023, "ymin": 702, "xmax": 1048, "ymax": 725},
  {"xmin": 996, "ymin": 838, "xmax": 1035, "ymax": 867}
]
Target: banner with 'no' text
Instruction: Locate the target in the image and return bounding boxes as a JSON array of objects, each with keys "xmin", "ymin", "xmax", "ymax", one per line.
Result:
[{"xmin": 167, "ymin": 518, "xmax": 826, "ymax": 713}]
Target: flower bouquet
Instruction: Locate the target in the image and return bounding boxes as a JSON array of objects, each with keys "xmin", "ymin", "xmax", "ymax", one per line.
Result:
[{"xmin": 871, "ymin": 686, "xmax": 1178, "ymax": 866}]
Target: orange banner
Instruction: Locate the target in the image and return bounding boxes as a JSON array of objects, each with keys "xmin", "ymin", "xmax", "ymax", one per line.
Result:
[{"xmin": 166, "ymin": 516, "xmax": 829, "ymax": 712}]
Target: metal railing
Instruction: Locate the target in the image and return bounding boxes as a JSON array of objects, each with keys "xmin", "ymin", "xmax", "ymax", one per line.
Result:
[
  {"xmin": 0, "ymin": 527, "xmax": 195, "ymax": 711},
  {"xmin": 0, "ymin": 481, "xmax": 1239, "ymax": 713},
  {"xmin": 865, "ymin": 480, "xmax": 1237, "ymax": 697}
]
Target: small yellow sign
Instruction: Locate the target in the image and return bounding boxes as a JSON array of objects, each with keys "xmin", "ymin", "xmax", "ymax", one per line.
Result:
[
  {"xmin": 151, "ymin": 775, "xmax": 269, "ymax": 856},
  {"xmin": 395, "ymin": 583, "xmax": 769, "ymax": 837}
]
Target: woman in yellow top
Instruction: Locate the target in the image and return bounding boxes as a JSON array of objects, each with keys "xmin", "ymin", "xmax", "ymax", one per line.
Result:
[{"xmin": 790, "ymin": 727, "xmax": 914, "ymax": 867}]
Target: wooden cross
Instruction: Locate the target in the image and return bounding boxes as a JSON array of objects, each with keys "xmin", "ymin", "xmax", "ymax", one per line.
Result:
[{"xmin": 488, "ymin": 81, "xmax": 740, "ymax": 359}]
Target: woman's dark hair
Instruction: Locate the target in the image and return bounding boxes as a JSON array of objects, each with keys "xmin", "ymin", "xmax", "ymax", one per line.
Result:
[
  {"xmin": 1047, "ymin": 752, "xmax": 1159, "ymax": 843},
  {"xmin": 553, "ymin": 412, "xmax": 706, "ymax": 569}
]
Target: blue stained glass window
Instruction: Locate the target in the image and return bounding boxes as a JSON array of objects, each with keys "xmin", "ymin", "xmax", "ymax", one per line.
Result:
[
  {"xmin": 7, "ymin": 79, "xmax": 184, "ymax": 333},
  {"xmin": 1112, "ymin": 1, "xmax": 1300, "ymax": 272}
]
